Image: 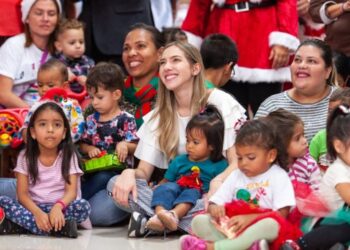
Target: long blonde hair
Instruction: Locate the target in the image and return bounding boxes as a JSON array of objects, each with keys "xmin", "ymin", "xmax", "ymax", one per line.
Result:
[{"xmin": 152, "ymin": 41, "xmax": 208, "ymax": 160}]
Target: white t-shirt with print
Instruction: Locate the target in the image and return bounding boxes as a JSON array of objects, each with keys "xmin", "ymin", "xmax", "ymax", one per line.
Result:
[
  {"xmin": 210, "ymin": 164, "xmax": 296, "ymax": 211},
  {"xmin": 0, "ymin": 34, "xmax": 48, "ymax": 106},
  {"xmin": 134, "ymin": 88, "xmax": 246, "ymax": 169}
]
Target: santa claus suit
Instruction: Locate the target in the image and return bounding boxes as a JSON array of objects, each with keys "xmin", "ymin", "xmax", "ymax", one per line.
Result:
[
  {"xmin": 182, "ymin": 0, "xmax": 299, "ymax": 83},
  {"xmin": 182, "ymin": 0, "xmax": 299, "ymax": 114}
]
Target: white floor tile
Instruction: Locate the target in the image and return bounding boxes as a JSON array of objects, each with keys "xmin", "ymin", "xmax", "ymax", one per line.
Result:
[{"xmin": 0, "ymin": 226, "xmax": 180, "ymax": 250}]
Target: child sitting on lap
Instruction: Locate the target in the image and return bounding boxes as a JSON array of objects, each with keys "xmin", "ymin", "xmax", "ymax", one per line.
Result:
[{"xmin": 147, "ymin": 105, "xmax": 228, "ymax": 233}]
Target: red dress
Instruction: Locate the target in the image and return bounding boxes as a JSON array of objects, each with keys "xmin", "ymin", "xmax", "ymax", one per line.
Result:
[{"xmin": 182, "ymin": 0, "xmax": 299, "ymax": 83}]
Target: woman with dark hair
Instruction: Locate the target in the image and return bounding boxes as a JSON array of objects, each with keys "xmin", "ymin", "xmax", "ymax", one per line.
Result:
[
  {"xmin": 121, "ymin": 23, "xmax": 165, "ymax": 128},
  {"xmin": 256, "ymin": 39, "xmax": 337, "ymax": 142}
]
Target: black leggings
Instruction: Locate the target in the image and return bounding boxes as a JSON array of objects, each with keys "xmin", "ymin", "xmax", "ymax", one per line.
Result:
[{"xmin": 298, "ymin": 223, "xmax": 350, "ymax": 250}]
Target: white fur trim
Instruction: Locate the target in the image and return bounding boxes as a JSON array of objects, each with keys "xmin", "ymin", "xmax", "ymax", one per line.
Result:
[
  {"xmin": 212, "ymin": 0, "xmax": 226, "ymax": 6},
  {"xmin": 232, "ymin": 65, "xmax": 292, "ymax": 83},
  {"xmin": 302, "ymin": 15, "xmax": 325, "ymax": 30},
  {"xmin": 184, "ymin": 31, "xmax": 203, "ymax": 49},
  {"xmin": 269, "ymin": 32, "xmax": 300, "ymax": 51},
  {"xmin": 21, "ymin": 0, "xmax": 62, "ymax": 23},
  {"xmin": 320, "ymin": 1, "xmax": 337, "ymax": 24}
]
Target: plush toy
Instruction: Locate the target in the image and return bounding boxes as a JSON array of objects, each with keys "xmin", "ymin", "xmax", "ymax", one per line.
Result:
[{"xmin": 177, "ymin": 166, "xmax": 203, "ymax": 191}]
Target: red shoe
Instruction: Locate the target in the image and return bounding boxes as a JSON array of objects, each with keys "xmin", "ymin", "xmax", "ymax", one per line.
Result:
[{"xmin": 0, "ymin": 207, "xmax": 4, "ymax": 224}]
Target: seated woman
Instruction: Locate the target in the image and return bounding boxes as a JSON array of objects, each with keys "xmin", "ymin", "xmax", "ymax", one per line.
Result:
[
  {"xmin": 107, "ymin": 41, "xmax": 247, "ymax": 236},
  {"xmin": 0, "ymin": 0, "xmax": 61, "ymax": 108},
  {"xmin": 255, "ymin": 39, "xmax": 337, "ymax": 142},
  {"xmin": 121, "ymin": 23, "xmax": 164, "ymax": 128}
]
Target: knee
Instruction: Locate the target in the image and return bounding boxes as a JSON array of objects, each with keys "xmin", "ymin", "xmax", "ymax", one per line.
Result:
[
  {"xmin": 191, "ymin": 214, "xmax": 211, "ymax": 234},
  {"xmin": 106, "ymin": 175, "xmax": 119, "ymax": 192}
]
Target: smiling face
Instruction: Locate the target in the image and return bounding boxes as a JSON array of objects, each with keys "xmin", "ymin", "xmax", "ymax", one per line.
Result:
[
  {"xmin": 26, "ymin": 0, "xmax": 59, "ymax": 39},
  {"xmin": 122, "ymin": 28, "xmax": 160, "ymax": 84},
  {"xmin": 290, "ymin": 45, "xmax": 332, "ymax": 95},
  {"xmin": 55, "ymin": 28, "xmax": 85, "ymax": 59},
  {"xmin": 159, "ymin": 45, "xmax": 200, "ymax": 92}
]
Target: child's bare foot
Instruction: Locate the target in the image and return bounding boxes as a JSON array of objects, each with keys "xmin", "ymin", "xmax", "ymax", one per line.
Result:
[
  {"xmin": 146, "ymin": 214, "xmax": 165, "ymax": 232},
  {"xmin": 157, "ymin": 210, "xmax": 178, "ymax": 231}
]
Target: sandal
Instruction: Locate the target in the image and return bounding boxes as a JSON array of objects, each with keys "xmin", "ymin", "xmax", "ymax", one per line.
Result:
[
  {"xmin": 157, "ymin": 210, "xmax": 179, "ymax": 231},
  {"xmin": 146, "ymin": 214, "xmax": 165, "ymax": 232}
]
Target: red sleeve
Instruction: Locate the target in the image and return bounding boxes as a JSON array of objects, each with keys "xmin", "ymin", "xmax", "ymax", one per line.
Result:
[{"xmin": 181, "ymin": 0, "xmax": 213, "ymax": 38}]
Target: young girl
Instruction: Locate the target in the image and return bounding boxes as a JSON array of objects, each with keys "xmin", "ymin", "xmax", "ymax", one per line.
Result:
[
  {"xmin": 281, "ymin": 104, "xmax": 350, "ymax": 250},
  {"xmin": 0, "ymin": 101, "xmax": 90, "ymax": 237},
  {"xmin": 146, "ymin": 105, "xmax": 228, "ymax": 232},
  {"xmin": 265, "ymin": 108, "xmax": 322, "ymax": 191},
  {"xmin": 180, "ymin": 119, "xmax": 298, "ymax": 250},
  {"xmin": 79, "ymin": 62, "xmax": 139, "ymax": 225}
]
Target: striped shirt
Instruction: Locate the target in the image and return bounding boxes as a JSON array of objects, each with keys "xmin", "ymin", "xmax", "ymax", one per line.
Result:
[
  {"xmin": 255, "ymin": 87, "xmax": 336, "ymax": 142},
  {"xmin": 288, "ymin": 152, "xmax": 322, "ymax": 191},
  {"xmin": 14, "ymin": 150, "xmax": 83, "ymax": 204}
]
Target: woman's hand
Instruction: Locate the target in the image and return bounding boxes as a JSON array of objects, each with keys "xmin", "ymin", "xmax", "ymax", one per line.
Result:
[
  {"xmin": 208, "ymin": 204, "xmax": 226, "ymax": 219},
  {"xmin": 269, "ymin": 45, "xmax": 289, "ymax": 69},
  {"xmin": 297, "ymin": 0, "xmax": 310, "ymax": 17},
  {"xmin": 112, "ymin": 169, "xmax": 137, "ymax": 207},
  {"xmin": 87, "ymin": 146, "xmax": 101, "ymax": 158},
  {"xmin": 49, "ymin": 204, "xmax": 65, "ymax": 231},
  {"xmin": 116, "ymin": 141, "xmax": 129, "ymax": 162},
  {"xmin": 227, "ymin": 214, "xmax": 257, "ymax": 233},
  {"xmin": 34, "ymin": 210, "xmax": 52, "ymax": 232},
  {"xmin": 343, "ymin": 0, "xmax": 350, "ymax": 12}
]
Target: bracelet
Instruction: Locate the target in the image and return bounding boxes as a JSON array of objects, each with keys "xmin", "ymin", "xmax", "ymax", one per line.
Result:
[{"xmin": 55, "ymin": 200, "xmax": 67, "ymax": 211}]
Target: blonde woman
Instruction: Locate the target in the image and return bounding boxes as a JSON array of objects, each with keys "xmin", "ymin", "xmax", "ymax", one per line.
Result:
[{"xmin": 108, "ymin": 41, "xmax": 246, "ymax": 236}]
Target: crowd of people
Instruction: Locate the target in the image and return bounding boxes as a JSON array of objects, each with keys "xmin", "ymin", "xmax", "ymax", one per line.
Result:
[{"xmin": 0, "ymin": 0, "xmax": 350, "ymax": 250}]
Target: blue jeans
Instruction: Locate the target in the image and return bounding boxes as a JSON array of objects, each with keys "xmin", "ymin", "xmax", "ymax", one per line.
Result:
[
  {"xmin": 82, "ymin": 171, "xmax": 129, "ymax": 226},
  {"xmin": 82, "ymin": 171, "xmax": 117, "ymax": 200},
  {"xmin": 0, "ymin": 178, "xmax": 16, "ymax": 198},
  {"xmin": 151, "ymin": 182, "xmax": 201, "ymax": 210}
]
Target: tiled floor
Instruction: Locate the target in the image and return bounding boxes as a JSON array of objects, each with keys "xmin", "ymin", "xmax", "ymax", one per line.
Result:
[{"xmin": 0, "ymin": 226, "xmax": 180, "ymax": 250}]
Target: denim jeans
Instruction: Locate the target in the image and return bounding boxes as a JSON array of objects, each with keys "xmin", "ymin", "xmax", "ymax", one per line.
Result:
[
  {"xmin": 0, "ymin": 178, "xmax": 16, "ymax": 198},
  {"xmin": 151, "ymin": 182, "xmax": 201, "ymax": 210},
  {"xmin": 82, "ymin": 171, "xmax": 117, "ymax": 200}
]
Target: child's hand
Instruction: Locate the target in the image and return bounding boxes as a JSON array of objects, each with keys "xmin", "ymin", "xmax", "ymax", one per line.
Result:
[
  {"xmin": 76, "ymin": 76, "xmax": 87, "ymax": 86},
  {"xmin": 226, "ymin": 214, "xmax": 256, "ymax": 234},
  {"xmin": 49, "ymin": 205, "xmax": 65, "ymax": 232},
  {"xmin": 34, "ymin": 210, "xmax": 52, "ymax": 232},
  {"xmin": 88, "ymin": 147, "xmax": 102, "ymax": 158},
  {"xmin": 269, "ymin": 45, "xmax": 289, "ymax": 69},
  {"xmin": 116, "ymin": 141, "xmax": 128, "ymax": 162},
  {"xmin": 208, "ymin": 204, "xmax": 226, "ymax": 219}
]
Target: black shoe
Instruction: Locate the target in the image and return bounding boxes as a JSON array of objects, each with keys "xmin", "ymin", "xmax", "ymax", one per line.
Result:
[
  {"xmin": 128, "ymin": 211, "xmax": 148, "ymax": 238},
  {"xmin": 51, "ymin": 220, "xmax": 78, "ymax": 238},
  {"xmin": 0, "ymin": 218, "xmax": 29, "ymax": 235}
]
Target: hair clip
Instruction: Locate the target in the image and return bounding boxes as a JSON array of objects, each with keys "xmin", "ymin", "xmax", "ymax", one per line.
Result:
[
  {"xmin": 233, "ymin": 118, "xmax": 246, "ymax": 133},
  {"xmin": 338, "ymin": 105, "xmax": 350, "ymax": 115}
]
